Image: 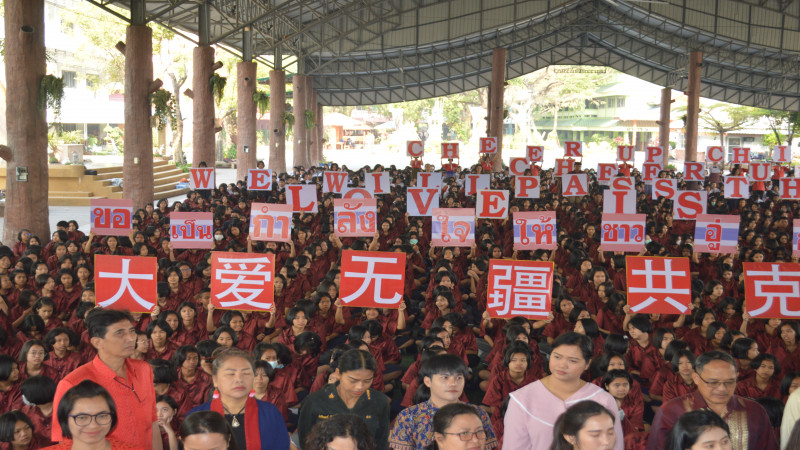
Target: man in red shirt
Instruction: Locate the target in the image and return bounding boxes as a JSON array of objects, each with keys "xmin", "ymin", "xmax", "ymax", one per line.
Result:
[{"xmin": 51, "ymin": 309, "xmax": 163, "ymax": 449}]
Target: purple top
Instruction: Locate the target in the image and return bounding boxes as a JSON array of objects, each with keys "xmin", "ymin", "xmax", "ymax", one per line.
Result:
[{"xmin": 502, "ymin": 379, "xmax": 624, "ymax": 450}]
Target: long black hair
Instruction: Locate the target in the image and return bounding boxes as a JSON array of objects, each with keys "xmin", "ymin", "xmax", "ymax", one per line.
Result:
[
  {"xmin": 663, "ymin": 410, "xmax": 730, "ymax": 450},
  {"xmin": 551, "ymin": 401, "xmax": 615, "ymax": 450}
]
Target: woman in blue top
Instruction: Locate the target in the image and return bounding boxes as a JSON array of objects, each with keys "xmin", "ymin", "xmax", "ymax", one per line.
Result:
[{"xmin": 188, "ymin": 347, "xmax": 289, "ymax": 450}]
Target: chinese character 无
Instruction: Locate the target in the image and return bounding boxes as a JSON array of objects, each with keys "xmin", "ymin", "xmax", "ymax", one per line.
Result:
[{"xmin": 341, "ymin": 256, "xmax": 403, "ymax": 305}]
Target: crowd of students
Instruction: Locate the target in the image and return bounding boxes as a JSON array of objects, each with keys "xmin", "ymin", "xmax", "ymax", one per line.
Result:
[{"xmin": 0, "ymin": 159, "xmax": 799, "ymax": 449}]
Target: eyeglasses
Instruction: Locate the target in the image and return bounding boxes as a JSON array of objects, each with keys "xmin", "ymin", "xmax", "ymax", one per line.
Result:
[
  {"xmin": 441, "ymin": 430, "xmax": 487, "ymax": 441},
  {"xmin": 695, "ymin": 373, "xmax": 737, "ymax": 390},
  {"xmin": 70, "ymin": 412, "xmax": 112, "ymax": 427}
]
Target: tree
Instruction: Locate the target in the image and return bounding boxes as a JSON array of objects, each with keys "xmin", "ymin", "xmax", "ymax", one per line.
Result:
[
  {"xmin": 693, "ymin": 103, "xmax": 761, "ymax": 147},
  {"xmin": 757, "ymin": 109, "xmax": 800, "ymax": 147}
]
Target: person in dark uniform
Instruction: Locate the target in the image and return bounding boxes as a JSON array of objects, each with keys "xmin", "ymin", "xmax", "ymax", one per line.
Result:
[{"xmin": 298, "ymin": 349, "xmax": 390, "ymax": 450}]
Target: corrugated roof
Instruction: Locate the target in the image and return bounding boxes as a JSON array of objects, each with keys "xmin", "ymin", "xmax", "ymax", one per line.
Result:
[{"xmin": 95, "ymin": 0, "xmax": 800, "ymax": 107}]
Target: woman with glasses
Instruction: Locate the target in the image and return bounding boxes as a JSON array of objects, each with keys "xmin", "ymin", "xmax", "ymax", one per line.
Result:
[
  {"xmin": 43, "ymin": 380, "xmax": 136, "ymax": 449},
  {"xmin": 428, "ymin": 403, "xmax": 487, "ymax": 450}
]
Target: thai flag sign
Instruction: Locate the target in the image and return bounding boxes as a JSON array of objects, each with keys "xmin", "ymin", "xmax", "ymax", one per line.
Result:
[
  {"xmin": 513, "ymin": 211, "xmax": 557, "ymax": 250},
  {"xmin": 340, "ymin": 250, "xmax": 406, "ymax": 309},
  {"xmin": 170, "ymin": 212, "xmax": 214, "ymax": 249},
  {"xmin": 249, "ymin": 203, "xmax": 293, "ymax": 242},
  {"xmin": 743, "ymin": 262, "xmax": 800, "ymax": 319},
  {"xmin": 600, "ymin": 214, "xmax": 646, "ymax": 252},
  {"xmin": 793, "ymin": 219, "xmax": 800, "ymax": 258},
  {"xmin": 334, "ymin": 198, "xmax": 377, "ymax": 237},
  {"xmin": 95, "ymin": 255, "xmax": 157, "ymax": 313},
  {"xmin": 431, "ymin": 208, "xmax": 475, "ymax": 247},
  {"xmin": 626, "ymin": 256, "xmax": 692, "ymax": 315},
  {"xmin": 487, "ymin": 260, "xmax": 554, "ymax": 319},
  {"xmin": 693, "ymin": 214, "xmax": 739, "ymax": 254}
]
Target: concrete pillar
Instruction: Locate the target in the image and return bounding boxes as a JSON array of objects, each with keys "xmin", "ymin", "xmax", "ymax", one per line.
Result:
[
  {"xmin": 122, "ymin": 24, "xmax": 155, "ymax": 208},
  {"xmin": 192, "ymin": 45, "xmax": 216, "ymax": 167},
  {"xmin": 489, "ymin": 48, "xmax": 506, "ymax": 171},
  {"xmin": 292, "ymin": 74, "xmax": 309, "ymax": 168},
  {"xmin": 268, "ymin": 70, "xmax": 286, "ymax": 172},
  {"xmin": 2, "ymin": 0, "xmax": 49, "ymax": 244},
  {"xmin": 236, "ymin": 61, "xmax": 257, "ymax": 181},
  {"xmin": 659, "ymin": 87, "xmax": 672, "ymax": 167},
  {"xmin": 306, "ymin": 76, "xmax": 317, "ymax": 165},
  {"xmin": 685, "ymin": 51, "xmax": 702, "ymax": 163}
]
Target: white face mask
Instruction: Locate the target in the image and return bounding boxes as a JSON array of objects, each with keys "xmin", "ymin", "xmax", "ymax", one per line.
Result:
[
  {"xmin": 267, "ymin": 360, "xmax": 283, "ymax": 369},
  {"xmin": 214, "ymin": 235, "xmax": 224, "ymax": 241}
]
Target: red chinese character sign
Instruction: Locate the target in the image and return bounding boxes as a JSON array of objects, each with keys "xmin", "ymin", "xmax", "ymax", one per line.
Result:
[
  {"xmin": 487, "ymin": 260, "xmax": 554, "ymax": 319},
  {"xmin": 334, "ymin": 198, "xmax": 377, "ymax": 237},
  {"xmin": 249, "ymin": 203, "xmax": 292, "ymax": 242},
  {"xmin": 431, "ymin": 208, "xmax": 475, "ymax": 247},
  {"xmin": 743, "ymin": 263, "xmax": 800, "ymax": 319},
  {"xmin": 91, "ymin": 199, "xmax": 133, "ymax": 236},
  {"xmin": 601, "ymin": 214, "xmax": 646, "ymax": 252},
  {"xmin": 513, "ymin": 211, "xmax": 557, "ymax": 250},
  {"xmin": 210, "ymin": 252, "xmax": 274, "ymax": 311},
  {"xmin": 340, "ymin": 250, "xmax": 406, "ymax": 308},
  {"xmin": 626, "ymin": 257, "xmax": 692, "ymax": 314},
  {"xmin": 95, "ymin": 255, "xmax": 157, "ymax": 313},
  {"xmin": 170, "ymin": 212, "xmax": 213, "ymax": 249}
]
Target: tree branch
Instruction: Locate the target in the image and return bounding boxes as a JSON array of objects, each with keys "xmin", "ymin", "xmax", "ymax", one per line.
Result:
[
  {"xmin": 211, "ymin": 61, "xmax": 223, "ymax": 72},
  {"xmin": 149, "ymin": 79, "xmax": 164, "ymax": 94},
  {"xmin": 183, "ymin": 89, "xmax": 194, "ymax": 99},
  {"xmin": 115, "ymin": 42, "xmax": 126, "ymax": 55}
]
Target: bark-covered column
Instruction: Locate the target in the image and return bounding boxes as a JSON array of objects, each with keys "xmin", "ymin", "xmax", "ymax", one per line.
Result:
[
  {"xmin": 685, "ymin": 51, "xmax": 702, "ymax": 163},
  {"xmin": 236, "ymin": 61, "xmax": 257, "ymax": 181},
  {"xmin": 2, "ymin": 0, "xmax": 50, "ymax": 244},
  {"xmin": 659, "ymin": 87, "xmax": 672, "ymax": 168},
  {"xmin": 192, "ymin": 46, "xmax": 217, "ymax": 167},
  {"xmin": 120, "ymin": 22, "xmax": 160, "ymax": 208},
  {"xmin": 269, "ymin": 70, "xmax": 286, "ymax": 172},
  {"xmin": 489, "ymin": 48, "xmax": 506, "ymax": 171},
  {"xmin": 292, "ymin": 74, "xmax": 309, "ymax": 168}
]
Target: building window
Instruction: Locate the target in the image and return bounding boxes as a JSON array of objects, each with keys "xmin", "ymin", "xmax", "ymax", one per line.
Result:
[
  {"xmin": 617, "ymin": 97, "xmax": 625, "ymax": 107},
  {"xmin": 62, "ymin": 71, "xmax": 77, "ymax": 88}
]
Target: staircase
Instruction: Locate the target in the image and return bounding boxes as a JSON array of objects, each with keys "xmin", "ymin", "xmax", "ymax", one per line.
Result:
[{"xmin": 48, "ymin": 160, "xmax": 190, "ymax": 206}]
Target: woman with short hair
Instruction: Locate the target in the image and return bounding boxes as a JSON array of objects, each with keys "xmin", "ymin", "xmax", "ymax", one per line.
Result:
[{"xmin": 43, "ymin": 380, "xmax": 135, "ymax": 449}]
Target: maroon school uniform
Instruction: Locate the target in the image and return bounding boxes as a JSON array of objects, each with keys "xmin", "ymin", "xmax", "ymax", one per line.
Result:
[
  {"xmin": 482, "ymin": 367, "xmax": 539, "ymax": 410},
  {"xmin": 175, "ymin": 370, "xmax": 213, "ymax": 421},
  {"xmin": 735, "ymin": 376, "xmax": 780, "ymax": 400},
  {"xmin": 662, "ymin": 372, "xmax": 698, "ymax": 403},
  {"xmin": 44, "ymin": 351, "xmax": 81, "ymax": 381}
]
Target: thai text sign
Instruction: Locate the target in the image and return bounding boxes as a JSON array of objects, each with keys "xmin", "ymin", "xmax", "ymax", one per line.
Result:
[
  {"xmin": 487, "ymin": 260, "xmax": 554, "ymax": 319},
  {"xmin": 210, "ymin": 252, "xmax": 274, "ymax": 311},
  {"xmin": 334, "ymin": 198, "xmax": 377, "ymax": 237},
  {"xmin": 693, "ymin": 214, "xmax": 739, "ymax": 254},
  {"xmin": 249, "ymin": 203, "xmax": 293, "ymax": 242},
  {"xmin": 90, "ymin": 199, "xmax": 133, "ymax": 236},
  {"xmin": 600, "ymin": 213, "xmax": 646, "ymax": 252},
  {"xmin": 431, "ymin": 208, "xmax": 475, "ymax": 247},
  {"xmin": 513, "ymin": 211, "xmax": 557, "ymax": 250},
  {"xmin": 626, "ymin": 257, "xmax": 692, "ymax": 315},
  {"xmin": 340, "ymin": 250, "xmax": 406, "ymax": 309},
  {"xmin": 170, "ymin": 212, "xmax": 213, "ymax": 249}
]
